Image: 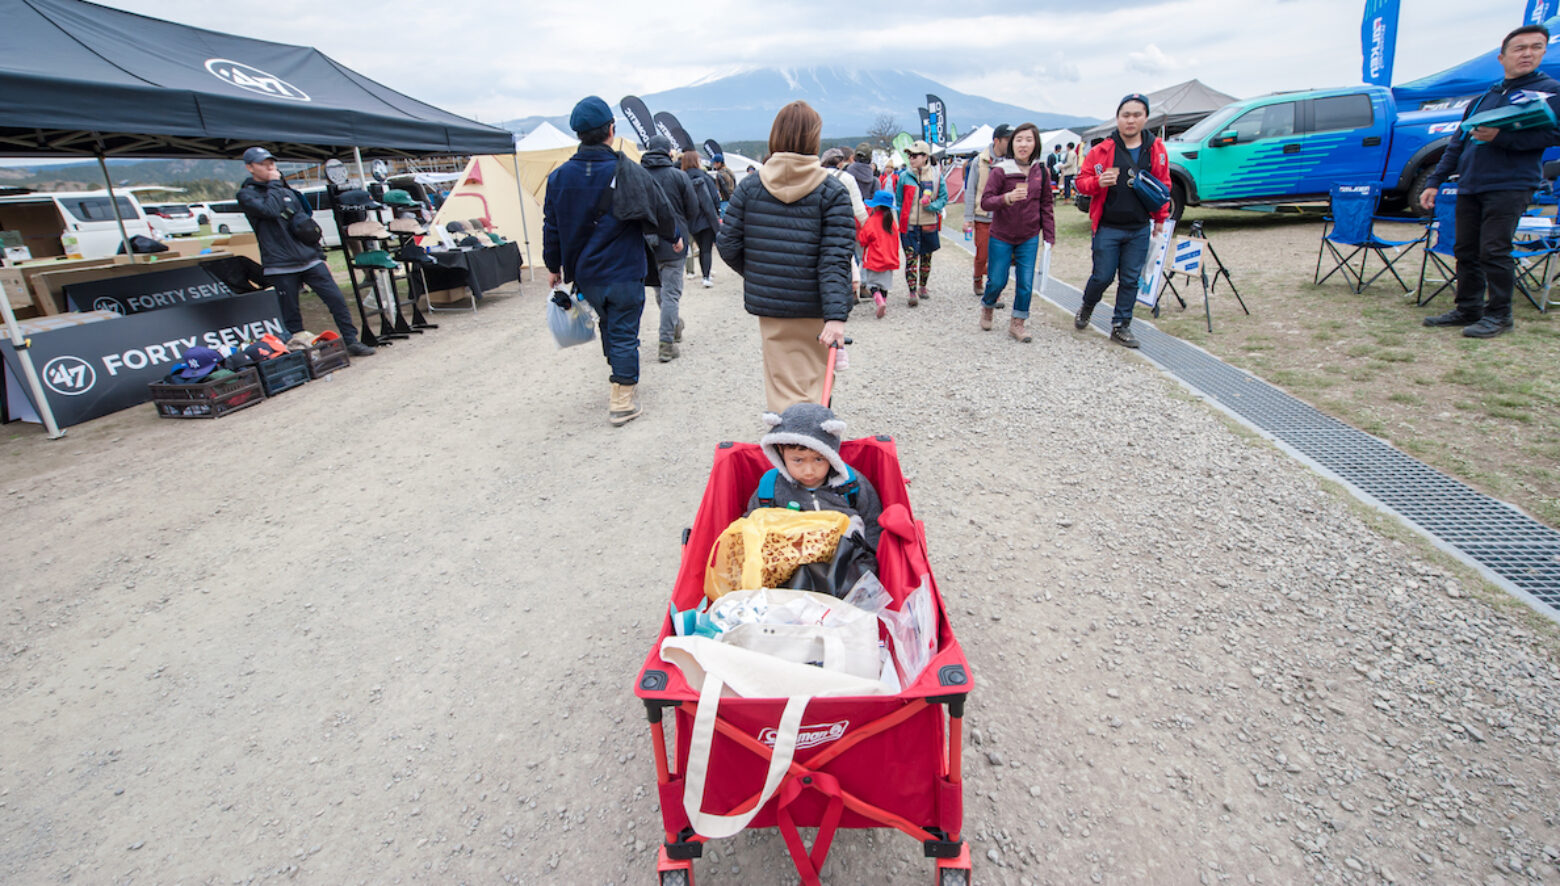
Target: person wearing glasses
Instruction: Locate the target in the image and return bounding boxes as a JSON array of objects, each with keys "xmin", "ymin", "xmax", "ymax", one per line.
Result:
[{"xmin": 1420, "ymin": 24, "xmax": 1560, "ymax": 339}]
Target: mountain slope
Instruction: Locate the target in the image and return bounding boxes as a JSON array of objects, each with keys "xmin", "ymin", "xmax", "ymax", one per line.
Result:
[{"xmin": 505, "ymin": 67, "xmax": 1096, "ymax": 143}]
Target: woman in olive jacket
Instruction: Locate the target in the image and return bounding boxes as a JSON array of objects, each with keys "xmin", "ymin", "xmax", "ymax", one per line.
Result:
[{"xmin": 717, "ymin": 101, "xmax": 856, "ymax": 411}]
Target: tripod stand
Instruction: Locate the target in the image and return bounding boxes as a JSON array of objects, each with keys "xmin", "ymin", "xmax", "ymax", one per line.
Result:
[{"xmin": 1157, "ymin": 220, "xmax": 1249, "ymax": 332}]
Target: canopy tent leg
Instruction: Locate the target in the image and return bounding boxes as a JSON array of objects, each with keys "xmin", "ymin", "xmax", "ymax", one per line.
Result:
[
  {"xmin": 509, "ymin": 152, "xmax": 535, "ymax": 281},
  {"xmin": 0, "ymin": 279, "xmax": 66, "ymax": 439},
  {"xmin": 353, "ymin": 147, "xmax": 369, "ymax": 190},
  {"xmin": 97, "ymin": 153, "xmax": 136, "ymax": 258}
]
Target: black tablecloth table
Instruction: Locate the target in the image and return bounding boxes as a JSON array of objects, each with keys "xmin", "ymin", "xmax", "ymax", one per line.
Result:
[{"xmin": 410, "ymin": 242, "xmax": 523, "ymax": 301}]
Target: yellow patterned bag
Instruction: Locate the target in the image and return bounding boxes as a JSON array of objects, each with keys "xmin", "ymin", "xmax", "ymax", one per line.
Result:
[{"xmin": 704, "ymin": 508, "xmax": 850, "ymax": 600}]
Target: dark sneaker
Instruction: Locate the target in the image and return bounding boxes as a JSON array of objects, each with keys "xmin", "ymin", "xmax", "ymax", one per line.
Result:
[
  {"xmin": 1110, "ymin": 325, "xmax": 1141, "ymax": 348},
  {"xmin": 1074, "ymin": 304, "xmax": 1094, "ymax": 330},
  {"xmin": 346, "ymin": 341, "xmax": 376, "ymax": 357},
  {"xmin": 1422, "ymin": 309, "xmax": 1481, "ymax": 327},
  {"xmin": 1462, "ymin": 317, "xmax": 1514, "ymax": 338}
]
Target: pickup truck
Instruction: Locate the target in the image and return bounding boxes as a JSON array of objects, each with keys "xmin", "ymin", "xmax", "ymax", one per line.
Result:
[{"xmin": 1157, "ymin": 85, "xmax": 1461, "ymax": 218}]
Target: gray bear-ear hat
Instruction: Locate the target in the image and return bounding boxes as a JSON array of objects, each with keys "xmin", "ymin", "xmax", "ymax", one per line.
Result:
[{"xmin": 759, "ymin": 402, "xmax": 850, "ymax": 486}]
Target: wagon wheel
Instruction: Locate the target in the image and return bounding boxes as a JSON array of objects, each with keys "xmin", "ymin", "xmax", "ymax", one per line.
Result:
[
  {"xmin": 660, "ymin": 868, "xmax": 693, "ymax": 886},
  {"xmin": 938, "ymin": 867, "xmax": 969, "ymax": 886}
]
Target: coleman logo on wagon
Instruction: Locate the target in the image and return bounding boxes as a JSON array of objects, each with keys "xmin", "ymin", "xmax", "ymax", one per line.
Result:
[
  {"xmin": 761, "ymin": 721, "xmax": 849, "ymax": 750},
  {"xmin": 204, "ymin": 58, "xmax": 311, "ymax": 102}
]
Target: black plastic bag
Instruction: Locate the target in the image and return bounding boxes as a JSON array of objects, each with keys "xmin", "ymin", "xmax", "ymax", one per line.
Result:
[{"xmin": 786, "ymin": 530, "xmax": 878, "ymax": 599}]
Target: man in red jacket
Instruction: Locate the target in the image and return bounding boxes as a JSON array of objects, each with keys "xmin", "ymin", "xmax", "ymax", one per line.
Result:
[{"xmin": 1073, "ymin": 94, "xmax": 1172, "ymax": 348}]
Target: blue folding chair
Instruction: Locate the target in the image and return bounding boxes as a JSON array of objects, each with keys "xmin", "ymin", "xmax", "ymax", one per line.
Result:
[
  {"xmin": 1512, "ymin": 217, "xmax": 1560, "ymax": 312},
  {"xmin": 1416, "ymin": 184, "xmax": 1457, "ymax": 306},
  {"xmin": 1315, "ymin": 183, "xmax": 1425, "ymax": 293}
]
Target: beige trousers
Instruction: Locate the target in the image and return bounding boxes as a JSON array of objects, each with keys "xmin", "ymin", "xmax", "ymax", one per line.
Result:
[{"xmin": 758, "ymin": 315, "xmax": 828, "ymax": 413}]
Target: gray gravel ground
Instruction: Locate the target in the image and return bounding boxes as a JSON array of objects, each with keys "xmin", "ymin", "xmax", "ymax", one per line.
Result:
[{"xmin": 2, "ymin": 247, "xmax": 1558, "ymax": 885}]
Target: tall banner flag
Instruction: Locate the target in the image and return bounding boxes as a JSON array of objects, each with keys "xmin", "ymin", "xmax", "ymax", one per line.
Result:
[
  {"xmin": 618, "ymin": 96, "xmax": 655, "ymax": 147},
  {"xmin": 1360, "ymin": 0, "xmax": 1400, "ymax": 86},
  {"xmin": 917, "ymin": 108, "xmax": 932, "ymax": 144},
  {"xmin": 653, "ymin": 112, "xmax": 696, "ymax": 153},
  {"xmin": 703, "ymin": 139, "xmax": 723, "ymax": 160},
  {"xmin": 926, "ymin": 94, "xmax": 950, "ymax": 145},
  {"xmin": 1527, "ymin": 0, "xmax": 1554, "ymax": 24}
]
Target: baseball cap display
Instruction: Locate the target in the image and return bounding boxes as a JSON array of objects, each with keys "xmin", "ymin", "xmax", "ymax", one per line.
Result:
[
  {"xmin": 177, "ymin": 346, "xmax": 222, "ymax": 381},
  {"xmin": 352, "ymin": 250, "xmax": 399, "ymax": 270},
  {"xmin": 335, "ymin": 188, "xmax": 382, "ymax": 210},
  {"xmin": 382, "ymin": 189, "xmax": 418, "ymax": 207}
]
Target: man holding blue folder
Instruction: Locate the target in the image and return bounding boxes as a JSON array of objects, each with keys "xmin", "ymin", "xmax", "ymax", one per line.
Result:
[{"xmin": 1421, "ymin": 24, "xmax": 1560, "ymax": 338}]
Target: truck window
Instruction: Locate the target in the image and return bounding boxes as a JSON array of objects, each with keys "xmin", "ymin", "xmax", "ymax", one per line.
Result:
[
  {"xmin": 1228, "ymin": 102, "xmax": 1297, "ymax": 144},
  {"xmin": 1311, "ymin": 94, "xmax": 1374, "ymax": 133},
  {"xmin": 60, "ymin": 196, "xmax": 139, "ymax": 222}
]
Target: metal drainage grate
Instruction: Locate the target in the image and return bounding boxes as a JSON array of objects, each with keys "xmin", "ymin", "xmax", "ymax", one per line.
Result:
[{"xmin": 1041, "ymin": 279, "xmax": 1560, "ymax": 617}]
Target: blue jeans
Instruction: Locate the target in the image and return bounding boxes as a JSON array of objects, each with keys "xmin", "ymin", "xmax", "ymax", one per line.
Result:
[
  {"xmin": 982, "ymin": 235, "xmax": 1039, "ymax": 319},
  {"xmin": 1082, "ymin": 223, "xmax": 1152, "ymax": 326},
  {"xmin": 578, "ymin": 280, "xmax": 644, "ymax": 384}
]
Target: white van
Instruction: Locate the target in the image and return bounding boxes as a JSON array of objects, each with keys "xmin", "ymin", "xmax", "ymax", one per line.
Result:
[
  {"xmin": 143, "ymin": 203, "xmax": 200, "ymax": 238},
  {"xmin": 205, "ymin": 200, "xmax": 252, "ymax": 236},
  {"xmin": 0, "ymin": 190, "xmax": 157, "ymax": 260}
]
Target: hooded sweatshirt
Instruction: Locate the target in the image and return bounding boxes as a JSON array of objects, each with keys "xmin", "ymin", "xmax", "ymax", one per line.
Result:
[{"xmin": 716, "ymin": 153, "xmax": 856, "ymax": 320}]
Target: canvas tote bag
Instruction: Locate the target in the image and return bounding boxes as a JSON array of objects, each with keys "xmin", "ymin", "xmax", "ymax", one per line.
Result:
[{"xmin": 660, "ymin": 610, "xmax": 889, "ymax": 839}]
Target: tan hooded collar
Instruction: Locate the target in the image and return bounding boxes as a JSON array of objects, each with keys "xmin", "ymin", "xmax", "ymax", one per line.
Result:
[{"xmin": 759, "ymin": 152, "xmax": 829, "ymax": 204}]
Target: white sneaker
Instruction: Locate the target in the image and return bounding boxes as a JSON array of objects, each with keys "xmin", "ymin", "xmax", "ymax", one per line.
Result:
[{"xmin": 702, "ymin": 277, "xmax": 713, "ymax": 288}]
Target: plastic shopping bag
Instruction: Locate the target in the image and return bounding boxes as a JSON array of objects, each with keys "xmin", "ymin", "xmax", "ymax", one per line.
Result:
[{"xmin": 546, "ymin": 287, "xmax": 595, "ymax": 349}]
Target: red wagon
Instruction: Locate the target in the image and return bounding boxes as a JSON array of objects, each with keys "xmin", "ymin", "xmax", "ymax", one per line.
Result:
[{"xmin": 634, "ymin": 435, "xmax": 973, "ymax": 885}]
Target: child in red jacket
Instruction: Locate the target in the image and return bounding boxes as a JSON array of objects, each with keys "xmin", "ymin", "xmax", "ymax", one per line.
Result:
[{"xmin": 857, "ymin": 190, "xmax": 900, "ymax": 319}]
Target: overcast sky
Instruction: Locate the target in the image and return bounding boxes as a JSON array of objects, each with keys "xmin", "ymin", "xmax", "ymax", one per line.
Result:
[{"xmin": 85, "ymin": 0, "xmax": 1541, "ymax": 125}]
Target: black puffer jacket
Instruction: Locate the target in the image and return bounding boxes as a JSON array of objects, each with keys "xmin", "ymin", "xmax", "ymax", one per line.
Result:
[
  {"xmin": 685, "ymin": 168, "xmax": 719, "ymax": 235},
  {"xmin": 236, "ymin": 177, "xmax": 324, "ymax": 271},
  {"xmin": 641, "ymin": 149, "xmax": 694, "ymax": 262},
  {"xmin": 716, "ymin": 155, "xmax": 855, "ymax": 322}
]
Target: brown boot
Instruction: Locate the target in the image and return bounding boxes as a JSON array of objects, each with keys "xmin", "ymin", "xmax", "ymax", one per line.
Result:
[
  {"xmin": 608, "ymin": 382, "xmax": 642, "ymax": 426},
  {"xmin": 980, "ymin": 305, "xmax": 994, "ymax": 331},
  {"xmin": 973, "ymin": 276, "xmax": 984, "ymax": 295},
  {"xmin": 1009, "ymin": 317, "xmax": 1031, "ymax": 343}
]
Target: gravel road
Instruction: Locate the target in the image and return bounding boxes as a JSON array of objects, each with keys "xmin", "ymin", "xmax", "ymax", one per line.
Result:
[{"xmin": 3, "ymin": 247, "xmax": 1558, "ymax": 885}]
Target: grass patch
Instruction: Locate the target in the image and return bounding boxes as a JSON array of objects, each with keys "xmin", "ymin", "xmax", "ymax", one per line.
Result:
[{"xmin": 1387, "ymin": 391, "xmax": 1423, "ymax": 405}]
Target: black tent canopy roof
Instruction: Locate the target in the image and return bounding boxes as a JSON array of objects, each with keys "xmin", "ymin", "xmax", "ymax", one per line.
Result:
[{"xmin": 0, "ymin": 0, "xmax": 516, "ymax": 160}]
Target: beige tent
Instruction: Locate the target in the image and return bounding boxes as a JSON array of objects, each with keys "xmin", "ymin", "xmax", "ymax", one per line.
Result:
[{"xmin": 428, "ymin": 137, "xmax": 643, "ymax": 275}]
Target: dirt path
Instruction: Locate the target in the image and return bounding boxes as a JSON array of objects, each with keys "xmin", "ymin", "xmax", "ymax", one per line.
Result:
[{"xmin": 3, "ymin": 248, "xmax": 1558, "ymax": 885}]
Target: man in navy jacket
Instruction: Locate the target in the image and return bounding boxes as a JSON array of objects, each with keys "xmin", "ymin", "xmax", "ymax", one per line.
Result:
[
  {"xmin": 1421, "ymin": 24, "xmax": 1560, "ymax": 338},
  {"xmin": 543, "ymin": 96, "xmax": 679, "ymax": 426}
]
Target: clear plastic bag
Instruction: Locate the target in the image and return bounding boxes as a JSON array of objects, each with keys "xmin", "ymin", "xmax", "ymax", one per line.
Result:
[{"xmin": 546, "ymin": 288, "xmax": 596, "ymax": 349}]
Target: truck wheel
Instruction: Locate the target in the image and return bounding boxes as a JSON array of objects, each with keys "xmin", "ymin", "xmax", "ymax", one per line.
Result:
[
  {"xmin": 1170, "ymin": 181, "xmax": 1187, "ymax": 221},
  {"xmin": 217, "ymin": 224, "xmax": 231, "ymax": 234},
  {"xmin": 1405, "ymin": 167, "xmax": 1434, "ymax": 218}
]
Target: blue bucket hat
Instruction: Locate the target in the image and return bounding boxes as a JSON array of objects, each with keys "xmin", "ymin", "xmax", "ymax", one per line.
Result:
[
  {"xmin": 865, "ymin": 189, "xmax": 895, "ymax": 210},
  {"xmin": 569, "ymin": 96, "xmax": 613, "ymax": 133}
]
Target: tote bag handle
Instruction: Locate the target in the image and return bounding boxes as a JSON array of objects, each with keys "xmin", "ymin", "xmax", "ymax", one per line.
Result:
[{"xmin": 682, "ymin": 670, "xmax": 810, "ymax": 838}]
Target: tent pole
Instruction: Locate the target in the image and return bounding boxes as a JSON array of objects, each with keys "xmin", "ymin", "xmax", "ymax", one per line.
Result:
[
  {"xmin": 353, "ymin": 147, "xmax": 368, "ymax": 189},
  {"xmin": 97, "ymin": 153, "xmax": 135, "ymax": 258},
  {"xmin": 0, "ymin": 279, "xmax": 65, "ymax": 439},
  {"xmin": 508, "ymin": 151, "xmax": 535, "ymax": 281}
]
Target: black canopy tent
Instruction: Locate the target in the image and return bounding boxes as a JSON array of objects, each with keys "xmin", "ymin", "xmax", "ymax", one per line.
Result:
[
  {"xmin": 0, "ymin": 0, "xmax": 522, "ymax": 439},
  {"xmin": 0, "ymin": 0, "xmax": 516, "ymax": 160}
]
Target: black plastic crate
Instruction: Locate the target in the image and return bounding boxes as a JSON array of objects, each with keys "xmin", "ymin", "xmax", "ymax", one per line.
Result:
[
  {"xmin": 255, "ymin": 350, "xmax": 310, "ymax": 396},
  {"xmin": 305, "ymin": 338, "xmax": 351, "ymax": 379},
  {"xmin": 148, "ymin": 366, "xmax": 264, "ymax": 419}
]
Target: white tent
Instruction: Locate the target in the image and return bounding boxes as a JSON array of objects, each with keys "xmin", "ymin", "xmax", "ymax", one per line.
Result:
[
  {"xmin": 1038, "ymin": 129, "xmax": 1083, "ymax": 154},
  {"xmin": 946, "ymin": 124, "xmax": 994, "ymax": 157},
  {"xmin": 515, "ymin": 121, "xmax": 577, "ymax": 151}
]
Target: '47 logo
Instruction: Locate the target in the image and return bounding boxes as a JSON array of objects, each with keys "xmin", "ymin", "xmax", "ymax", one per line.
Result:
[{"xmin": 42, "ymin": 356, "xmax": 96, "ymax": 396}]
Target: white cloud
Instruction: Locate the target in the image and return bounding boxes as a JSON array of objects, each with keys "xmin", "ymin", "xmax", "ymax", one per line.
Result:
[{"xmin": 86, "ymin": 0, "xmax": 1510, "ymax": 126}]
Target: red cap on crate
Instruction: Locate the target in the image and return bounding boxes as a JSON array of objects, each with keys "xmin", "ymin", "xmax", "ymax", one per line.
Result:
[{"xmin": 313, "ymin": 330, "xmax": 341, "ymax": 343}]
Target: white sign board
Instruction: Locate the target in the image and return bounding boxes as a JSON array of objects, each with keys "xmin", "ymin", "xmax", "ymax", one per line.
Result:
[{"xmin": 1136, "ymin": 221, "xmax": 1176, "ymax": 308}]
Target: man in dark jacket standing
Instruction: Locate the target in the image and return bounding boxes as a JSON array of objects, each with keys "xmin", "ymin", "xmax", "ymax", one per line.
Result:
[
  {"xmin": 543, "ymin": 96, "xmax": 679, "ymax": 426},
  {"xmin": 1421, "ymin": 24, "xmax": 1560, "ymax": 339},
  {"xmin": 640, "ymin": 135, "xmax": 695, "ymax": 363},
  {"xmin": 236, "ymin": 147, "xmax": 374, "ymax": 356}
]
